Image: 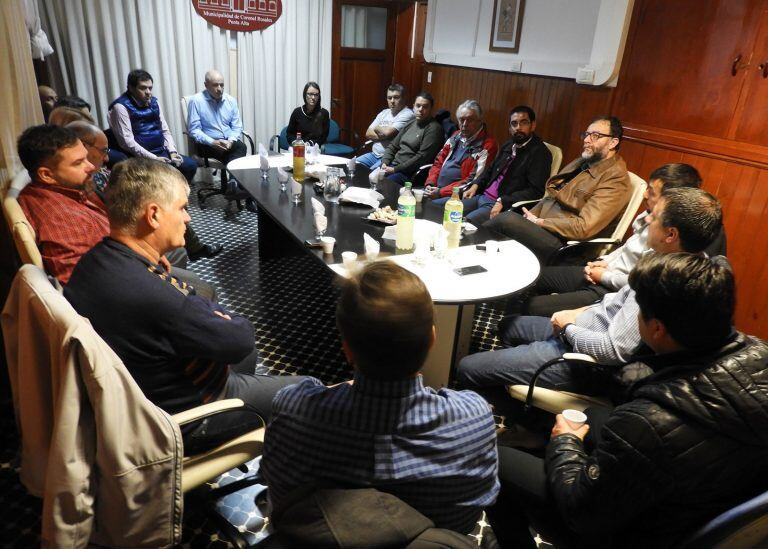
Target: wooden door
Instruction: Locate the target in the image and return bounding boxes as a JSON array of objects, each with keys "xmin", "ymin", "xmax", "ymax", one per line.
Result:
[
  {"xmin": 615, "ymin": 0, "xmax": 763, "ymax": 139},
  {"xmin": 331, "ymin": 0, "xmax": 398, "ymax": 145},
  {"xmin": 732, "ymin": 8, "xmax": 768, "ymax": 146}
]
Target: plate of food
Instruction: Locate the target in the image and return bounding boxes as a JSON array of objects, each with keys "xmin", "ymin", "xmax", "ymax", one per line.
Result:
[{"xmin": 363, "ymin": 206, "xmax": 398, "ymax": 225}]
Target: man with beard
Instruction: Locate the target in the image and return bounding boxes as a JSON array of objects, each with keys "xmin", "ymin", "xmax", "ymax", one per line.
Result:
[
  {"xmin": 485, "ymin": 116, "xmax": 631, "ymax": 265},
  {"xmin": 446, "ymin": 105, "xmax": 551, "ymax": 225}
]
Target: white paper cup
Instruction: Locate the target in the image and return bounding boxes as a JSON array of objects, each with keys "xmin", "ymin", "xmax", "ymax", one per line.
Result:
[
  {"xmin": 342, "ymin": 251, "xmax": 358, "ymax": 269},
  {"xmin": 485, "ymin": 239, "xmax": 498, "ymax": 255},
  {"xmin": 366, "ymin": 249, "xmax": 379, "ymax": 261},
  {"xmin": 562, "ymin": 409, "xmax": 588, "ymax": 429},
  {"xmin": 413, "ymin": 189, "xmax": 424, "ymax": 203},
  {"xmin": 320, "ymin": 236, "xmax": 336, "ymax": 254}
]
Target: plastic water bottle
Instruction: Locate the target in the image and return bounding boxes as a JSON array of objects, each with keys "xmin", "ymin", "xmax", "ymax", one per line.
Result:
[
  {"xmin": 292, "ymin": 133, "xmax": 305, "ymax": 182},
  {"xmin": 396, "ymin": 182, "xmax": 416, "ymax": 251},
  {"xmin": 443, "ymin": 186, "xmax": 463, "ymax": 247}
]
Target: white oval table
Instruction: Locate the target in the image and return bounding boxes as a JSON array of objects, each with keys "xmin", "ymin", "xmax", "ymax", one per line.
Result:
[{"xmin": 329, "ymin": 240, "xmax": 540, "ymax": 388}]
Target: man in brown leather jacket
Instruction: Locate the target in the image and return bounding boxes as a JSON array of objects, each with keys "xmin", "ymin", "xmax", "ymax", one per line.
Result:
[{"xmin": 485, "ymin": 116, "xmax": 631, "ymax": 264}]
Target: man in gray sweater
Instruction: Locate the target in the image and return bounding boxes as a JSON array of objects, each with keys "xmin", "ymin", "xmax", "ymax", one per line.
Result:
[{"xmin": 380, "ymin": 92, "xmax": 444, "ymax": 185}]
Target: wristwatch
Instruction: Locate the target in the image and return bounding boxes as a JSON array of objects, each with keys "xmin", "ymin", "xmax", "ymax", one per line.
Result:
[{"xmin": 496, "ymin": 198, "xmax": 502, "ymax": 203}]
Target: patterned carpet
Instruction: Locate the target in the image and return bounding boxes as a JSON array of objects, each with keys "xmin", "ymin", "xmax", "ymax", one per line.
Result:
[{"xmin": 0, "ymin": 175, "xmax": 511, "ymax": 547}]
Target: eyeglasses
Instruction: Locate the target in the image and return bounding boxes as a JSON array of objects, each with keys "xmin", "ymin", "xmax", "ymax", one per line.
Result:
[
  {"xmin": 83, "ymin": 142, "xmax": 109, "ymax": 155},
  {"xmin": 306, "ymin": 92, "xmax": 320, "ymax": 98},
  {"xmin": 510, "ymin": 120, "xmax": 531, "ymax": 128},
  {"xmin": 580, "ymin": 131, "xmax": 614, "ymax": 141}
]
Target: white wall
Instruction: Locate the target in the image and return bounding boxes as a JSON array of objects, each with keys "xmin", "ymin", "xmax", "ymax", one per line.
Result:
[{"xmin": 424, "ymin": 0, "xmax": 633, "ymax": 86}]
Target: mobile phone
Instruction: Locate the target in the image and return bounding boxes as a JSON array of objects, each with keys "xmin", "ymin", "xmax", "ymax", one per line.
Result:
[
  {"xmin": 304, "ymin": 238, "xmax": 323, "ymax": 248},
  {"xmin": 453, "ymin": 265, "xmax": 488, "ymax": 276},
  {"xmin": 476, "ymin": 244, "xmax": 486, "ymax": 251}
]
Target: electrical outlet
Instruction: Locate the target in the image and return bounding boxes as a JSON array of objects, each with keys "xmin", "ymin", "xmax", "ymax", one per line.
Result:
[
  {"xmin": 576, "ymin": 68, "xmax": 595, "ymax": 84},
  {"xmin": 427, "ymin": 71, "xmax": 432, "ymax": 83},
  {"xmin": 510, "ymin": 61, "xmax": 522, "ymax": 72}
]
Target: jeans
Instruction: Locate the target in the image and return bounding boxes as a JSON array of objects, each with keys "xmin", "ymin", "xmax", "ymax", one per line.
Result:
[
  {"xmin": 386, "ymin": 171, "xmax": 410, "ymax": 185},
  {"xmin": 462, "ymin": 194, "xmax": 497, "ymax": 225},
  {"xmin": 356, "ymin": 151, "xmax": 382, "ymax": 170}
]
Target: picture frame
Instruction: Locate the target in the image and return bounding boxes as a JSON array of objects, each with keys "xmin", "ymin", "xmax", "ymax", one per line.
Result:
[{"xmin": 489, "ymin": 0, "xmax": 525, "ymax": 53}]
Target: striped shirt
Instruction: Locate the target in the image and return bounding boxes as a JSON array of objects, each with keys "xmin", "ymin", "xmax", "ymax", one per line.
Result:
[
  {"xmin": 261, "ymin": 372, "xmax": 499, "ymax": 534},
  {"xmin": 564, "ymin": 284, "xmax": 642, "ymax": 364}
]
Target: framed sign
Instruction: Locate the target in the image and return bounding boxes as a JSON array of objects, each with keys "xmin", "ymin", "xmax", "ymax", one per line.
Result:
[
  {"xmin": 489, "ymin": 0, "xmax": 524, "ymax": 53},
  {"xmin": 192, "ymin": 0, "xmax": 282, "ymax": 32}
]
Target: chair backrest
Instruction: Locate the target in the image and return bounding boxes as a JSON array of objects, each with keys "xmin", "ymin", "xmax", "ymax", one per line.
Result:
[
  {"xmin": 603, "ymin": 171, "xmax": 646, "ymax": 254},
  {"xmin": 180, "ymin": 96, "xmax": 197, "ymax": 157},
  {"xmin": 327, "ymin": 119, "xmax": 341, "ymax": 144},
  {"xmin": 682, "ymin": 489, "xmax": 768, "ymax": 548},
  {"xmin": 278, "ymin": 126, "xmax": 290, "ymax": 151},
  {"xmin": 543, "ymin": 142, "xmax": 563, "ymax": 177},
  {"xmin": 2, "ymin": 171, "xmax": 43, "ymax": 269}
]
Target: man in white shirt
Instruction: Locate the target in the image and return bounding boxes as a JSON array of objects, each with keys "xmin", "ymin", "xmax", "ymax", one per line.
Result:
[{"xmin": 356, "ymin": 84, "xmax": 415, "ymax": 170}]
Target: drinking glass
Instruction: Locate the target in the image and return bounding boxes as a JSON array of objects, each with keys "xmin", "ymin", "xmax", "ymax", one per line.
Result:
[{"xmin": 323, "ymin": 171, "xmax": 341, "ymax": 203}]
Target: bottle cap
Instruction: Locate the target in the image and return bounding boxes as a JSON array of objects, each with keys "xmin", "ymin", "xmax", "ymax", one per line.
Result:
[{"xmin": 404, "ymin": 181, "xmax": 412, "ymax": 188}]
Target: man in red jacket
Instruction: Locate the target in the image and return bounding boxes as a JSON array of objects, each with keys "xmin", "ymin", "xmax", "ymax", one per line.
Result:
[{"xmin": 424, "ymin": 99, "xmax": 498, "ymax": 201}]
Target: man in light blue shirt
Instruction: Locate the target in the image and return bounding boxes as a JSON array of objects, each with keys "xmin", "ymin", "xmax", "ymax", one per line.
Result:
[
  {"xmin": 187, "ymin": 69, "xmax": 246, "ymax": 193},
  {"xmin": 356, "ymin": 84, "xmax": 415, "ymax": 170}
]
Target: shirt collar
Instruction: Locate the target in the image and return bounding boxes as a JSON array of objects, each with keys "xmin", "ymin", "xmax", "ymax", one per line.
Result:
[
  {"xmin": 202, "ymin": 89, "xmax": 222, "ymax": 103},
  {"xmin": 352, "ymin": 370, "xmax": 425, "ymax": 398}
]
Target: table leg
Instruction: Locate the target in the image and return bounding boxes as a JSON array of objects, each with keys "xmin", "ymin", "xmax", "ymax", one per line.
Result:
[{"xmin": 420, "ymin": 303, "xmax": 476, "ymax": 389}]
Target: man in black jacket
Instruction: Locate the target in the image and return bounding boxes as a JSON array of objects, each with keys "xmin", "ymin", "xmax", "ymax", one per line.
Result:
[
  {"xmin": 459, "ymin": 105, "xmax": 552, "ymax": 225},
  {"xmin": 486, "ymin": 252, "xmax": 768, "ymax": 548}
]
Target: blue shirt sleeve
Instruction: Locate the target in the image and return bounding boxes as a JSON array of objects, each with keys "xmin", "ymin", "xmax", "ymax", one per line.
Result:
[
  {"xmin": 187, "ymin": 97, "xmax": 214, "ymax": 146},
  {"xmin": 226, "ymin": 97, "xmax": 243, "ymax": 141}
]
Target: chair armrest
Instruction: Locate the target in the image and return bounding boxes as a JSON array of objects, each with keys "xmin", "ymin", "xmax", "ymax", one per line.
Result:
[
  {"xmin": 564, "ymin": 238, "xmax": 621, "ymax": 246},
  {"xmin": 510, "ymin": 198, "xmax": 540, "ymax": 210},
  {"xmin": 562, "ymin": 352, "xmax": 597, "ymax": 363},
  {"xmin": 241, "ymin": 131, "xmax": 255, "ymax": 155},
  {"xmin": 554, "ymin": 239, "xmax": 622, "ymax": 264},
  {"xmin": 171, "ymin": 398, "xmax": 245, "ymax": 426}
]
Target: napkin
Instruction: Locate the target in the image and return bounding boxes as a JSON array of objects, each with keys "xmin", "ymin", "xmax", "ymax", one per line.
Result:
[
  {"xmin": 363, "ymin": 232, "xmax": 380, "ymax": 259},
  {"xmin": 339, "ymin": 187, "xmax": 383, "ymax": 209},
  {"xmin": 311, "ymin": 197, "xmax": 325, "ymax": 216},
  {"xmin": 276, "ymin": 167, "xmax": 289, "ymax": 183},
  {"xmin": 259, "ymin": 153, "xmax": 269, "ymax": 171},
  {"xmin": 258, "ymin": 143, "xmax": 269, "ymax": 157},
  {"xmin": 347, "ymin": 157, "xmax": 357, "ymax": 174},
  {"xmin": 290, "ymin": 177, "xmax": 302, "ymax": 196},
  {"xmin": 314, "ymin": 212, "xmax": 327, "ymax": 233}
]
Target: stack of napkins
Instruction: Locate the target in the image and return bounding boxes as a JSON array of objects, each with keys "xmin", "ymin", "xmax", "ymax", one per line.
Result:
[
  {"xmin": 311, "ymin": 197, "xmax": 327, "ymax": 233},
  {"xmin": 339, "ymin": 187, "xmax": 384, "ymax": 209}
]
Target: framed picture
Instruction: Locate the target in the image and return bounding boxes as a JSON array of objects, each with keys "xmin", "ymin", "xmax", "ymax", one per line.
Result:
[{"xmin": 489, "ymin": 0, "xmax": 525, "ymax": 53}]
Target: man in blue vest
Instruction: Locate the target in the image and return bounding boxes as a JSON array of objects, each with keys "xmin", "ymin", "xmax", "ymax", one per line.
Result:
[
  {"xmin": 108, "ymin": 69, "xmax": 197, "ymax": 183},
  {"xmin": 109, "ymin": 69, "xmax": 221, "ymax": 260}
]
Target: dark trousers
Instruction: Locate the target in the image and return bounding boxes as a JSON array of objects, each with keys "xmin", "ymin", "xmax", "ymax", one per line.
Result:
[
  {"xmin": 524, "ymin": 266, "xmax": 610, "ymax": 317},
  {"xmin": 487, "ymin": 406, "xmax": 613, "ymax": 548},
  {"xmin": 183, "ymin": 347, "xmax": 307, "ymax": 455},
  {"xmin": 197, "ymin": 139, "xmax": 248, "ymax": 166},
  {"xmin": 156, "ymin": 151, "xmax": 198, "ymax": 183},
  {"xmin": 484, "ymin": 211, "xmax": 565, "ymax": 265}
]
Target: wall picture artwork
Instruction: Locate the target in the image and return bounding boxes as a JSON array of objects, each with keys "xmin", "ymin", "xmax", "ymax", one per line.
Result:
[{"xmin": 490, "ymin": 0, "xmax": 524, "ymax": 53}]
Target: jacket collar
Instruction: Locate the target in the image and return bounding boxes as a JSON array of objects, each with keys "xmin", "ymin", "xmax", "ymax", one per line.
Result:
[{"xmin": 352, "ymin": 370, "xmax": 425, "ymax": 398}]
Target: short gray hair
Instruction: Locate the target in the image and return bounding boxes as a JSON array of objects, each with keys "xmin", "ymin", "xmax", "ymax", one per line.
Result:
[
  {"xmin": 106, "ymin": 158, "xmax": 189, "ymax": 233},
  {"xmin": 456, "ymin": 99, "xmax": 482, "ymax": 120},
  {"xmin": 65, "ymin": 121, "xmax": 103, "ymax": 144}
]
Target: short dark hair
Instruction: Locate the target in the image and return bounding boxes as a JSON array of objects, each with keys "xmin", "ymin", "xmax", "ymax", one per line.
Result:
[
  {"xmin": 127, "ymin": 69, "xmax": 153, "ymax": 88},
  {"xmin": 55, "ymin": 95, "xmax": 91, "ymax": 112},
  {"xmin": 17, "ymin": 124, "xmax": 80, "ymax": 179},
  {"xmin": 415, "ymin": 91, "xmax": 434, "ymax": 108},
  {"xmin": 648, "ymin": 163, "xmax": 702, "ymax": 189},
  {"xmin": 591, "ymin": 115, "xmax": 623, "ymax": 150},
  {"xmin": 387, "ymin": 83, "xmax": 405, "ymax": 96},
  {"xmin": 336, "ymin": 261, "xmax": 434, "ymax": 380},
  {"xmin": 659, "ymin": 187, "xmax": 722, "ymax": 253},
  {"xmin": 510, "ymin": 105, "xmax": 536, "ymax": 122},
  {"xmin": 630, "ymin": 253, "xmax": 734, "ymax": 350}
]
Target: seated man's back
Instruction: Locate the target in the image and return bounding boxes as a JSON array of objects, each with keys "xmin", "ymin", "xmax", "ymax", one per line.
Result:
[{"xmin": 261, "ymin": 262, "xmax": 498, "ymax": 534}]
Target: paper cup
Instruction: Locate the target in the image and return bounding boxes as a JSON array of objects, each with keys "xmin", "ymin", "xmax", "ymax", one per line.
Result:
[
  {"xmin": 320, "ymin": 236, "xmax": 336, "ymax": 254},
  {"xmin": 366, "ymin": 249, "xmax": 379, "ymax": 261},
  {"xmin": 485, "ymin": 239, "xmax": 498, "ymax": 255},
  {"xmin": 562, "ymin": 409, "xmax": 588, "ymax": 429},
  {"xmin": 413, "ymin": 189, "xmax": 424, "ymax": 203},
  {"xmin": 342, "ymin": 251, "xmax": 358, "ymax": 269}
]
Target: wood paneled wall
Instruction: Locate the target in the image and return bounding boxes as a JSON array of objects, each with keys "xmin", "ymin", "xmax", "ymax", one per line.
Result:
[{"xmin": 421, "ymin": 54, "xmax": 768, "ymax": 337}]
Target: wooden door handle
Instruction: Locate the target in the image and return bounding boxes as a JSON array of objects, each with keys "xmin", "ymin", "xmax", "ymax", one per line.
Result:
[{"xmin": 759, "ymin": 62, "xmax": 768, "ymax": 78}]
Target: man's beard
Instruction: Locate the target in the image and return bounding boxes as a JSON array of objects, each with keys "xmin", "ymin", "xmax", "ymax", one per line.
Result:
[
  {"xmin": 512, "ymin": 132, "xmax": 528, "ymax": 144},
  {"xmin": 582, "ymin": 148, "xmax": 605, "ymax": 164}
]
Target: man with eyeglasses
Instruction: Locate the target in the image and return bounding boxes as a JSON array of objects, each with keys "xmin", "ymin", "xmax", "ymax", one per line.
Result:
[
  {"xmin": 446, "ymin": 105, "xmax": 551, "ymax": 225},
  {"xmin": 356, "ymin": 84, "xmax": 415, "ymax": 170},
  {"xmin": 485, "ymin": 116, "xmax": 631, "ymax": 265}
]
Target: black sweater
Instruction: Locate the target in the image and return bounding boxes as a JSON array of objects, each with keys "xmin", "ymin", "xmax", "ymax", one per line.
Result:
[{"xmin": 287, "ymin": 105, "xmax": 330, "ymax": 145}]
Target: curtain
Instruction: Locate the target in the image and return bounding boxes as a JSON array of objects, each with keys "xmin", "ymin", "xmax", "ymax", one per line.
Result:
[
  {"xmin": 0, "ymin": 0, "xmax": 44, "ymax": 191},
  {"xmin": 38, "ymin": 0, "xmax": 231, "ymax": 152},
  {"xmin": 237, "ymin": 0, "xmax": 333, "ymax": 148},
  {"xmin": 38, "ymin": 0, "xmax": 332, "ymax": 153}
]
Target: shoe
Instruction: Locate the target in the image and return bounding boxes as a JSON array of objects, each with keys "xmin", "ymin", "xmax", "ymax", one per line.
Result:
[
  {"xmin": 245, "ymin": 198, "xmax": 257, "ymax": 213},
  {"xmin": 189, "ymin": 243, "xmax": 224, "ymax": 261}
]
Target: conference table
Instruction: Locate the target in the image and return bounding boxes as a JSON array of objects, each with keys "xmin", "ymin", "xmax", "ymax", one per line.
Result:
[{"xmin": 228, "ymin": 154, "xmax": 540, "ymax": 388}]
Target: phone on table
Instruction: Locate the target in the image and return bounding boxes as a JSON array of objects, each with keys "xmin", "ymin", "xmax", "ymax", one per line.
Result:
[
  {"xmin": 304, "ymin": 238, "xmax": 323, "ymax": 248},
  {"xmin": 453, "ymin": 265, "xmax": 488, "ymax": 276}
]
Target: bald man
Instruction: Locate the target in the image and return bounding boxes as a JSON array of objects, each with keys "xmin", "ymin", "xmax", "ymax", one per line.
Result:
[
  {"xmin": 187, "ymin": 69, "xmax": 247, "ymax": 194},
  {"xmin": 38, "ymin": 85, "xmax": 58, "ymax": 122}
]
